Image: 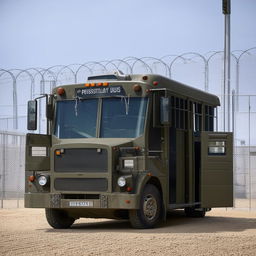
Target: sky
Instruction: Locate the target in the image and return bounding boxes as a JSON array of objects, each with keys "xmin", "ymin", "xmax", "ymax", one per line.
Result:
[{"xmin": 0, "ymin": 0, "xmax": 256, "ymax": 69}]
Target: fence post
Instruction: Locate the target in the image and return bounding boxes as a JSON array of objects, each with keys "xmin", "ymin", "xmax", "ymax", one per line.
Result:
[
  {"xmin": 1, "ymin": 133, "xmax": 6, "ymax": 208},
  {"xmin": 232, "ymin": 90, "xmax": 235, "ymax": 207},
  {"xmin": 248, "ymin": 96, "xmax": 251, "ymax": 210},
  {"xmin": 17, "ymin": 134, "xmax": 20, "ymax": 208},
  {"xmin": 1, "ymin": 134, "xmax": 2, "ymax": 208}
]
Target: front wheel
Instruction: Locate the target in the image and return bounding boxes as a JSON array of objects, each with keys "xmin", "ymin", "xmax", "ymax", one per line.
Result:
[
  {"xmin": 129, "ymin": 184, "xmax": 162, "ymax": 229},
  {"xmin": 45, "ymin": 209, "xmax": 75, "ymax": 229}
]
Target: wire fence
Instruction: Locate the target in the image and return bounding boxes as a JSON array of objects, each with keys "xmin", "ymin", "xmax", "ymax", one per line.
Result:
[
  {"xmin": 0, "ymin": 48, "xmax": 256, "ymax": 208},
  {"xmin": 1, "ymin": 48, "xmax": 256, "ymax": 132},
  {"xmin": 0, "ymin": 131, "xmax": 25, "ymax": 208}
]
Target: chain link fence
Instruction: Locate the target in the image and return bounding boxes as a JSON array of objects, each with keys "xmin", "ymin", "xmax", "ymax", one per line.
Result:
[
  {"xmin": 0, "ymin": 96, "xmax": 255, "ymax": 209},
  {"xmin": 0, "ymin": 48, "xmax": 256, "ymax": 208},
  {"xmin": 0, "ymin": 131, "xmax": 25, "ymax": 208},
  {"xmin": 233, "ymin": 95, "xmax": 256, "ymax": 209}
]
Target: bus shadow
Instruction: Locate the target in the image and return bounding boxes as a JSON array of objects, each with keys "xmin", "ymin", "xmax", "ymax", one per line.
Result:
[
  {"xmin": 162, "ymin": 210, "xmax": 256, "ymax": 233},
  {"xmin": 43, "ymin": 210, "xmax": 256, "ymax": 234}
]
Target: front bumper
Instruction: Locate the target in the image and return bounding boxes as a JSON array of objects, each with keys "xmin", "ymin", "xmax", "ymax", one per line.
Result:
[{"xmin": 24, "ymin": 192, "xmax": 140, "ymax": 209}]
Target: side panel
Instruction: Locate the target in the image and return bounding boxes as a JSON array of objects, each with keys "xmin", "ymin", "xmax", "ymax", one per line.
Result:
[
  {"xmin": 201, "ymin": 132, "xmax": 233, "ymax": 207},
  {"xmin": 25, "ymin": 133, "xmax": 51, "ymax": 171},
  {"xmin": 168, "ymin": 128, "xmax": 186, "ymax": 205},
  {"xmin": 169, "ymin": 127, "xmax": 176, "ymax": 204},
  {"xmin": 176, "ymin": 130, "xmax": 186, "ymax": 204}
]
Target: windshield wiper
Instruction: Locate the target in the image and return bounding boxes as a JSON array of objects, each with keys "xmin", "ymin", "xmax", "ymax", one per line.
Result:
[{"xmin": 74, "ymin": 96, "xmax": 83, "ymax": 117}]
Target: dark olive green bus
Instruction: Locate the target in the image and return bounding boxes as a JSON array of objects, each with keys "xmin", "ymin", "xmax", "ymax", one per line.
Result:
[{"xmin": 25, "ymin": 72, "xmax": 233, "ymax": 229}]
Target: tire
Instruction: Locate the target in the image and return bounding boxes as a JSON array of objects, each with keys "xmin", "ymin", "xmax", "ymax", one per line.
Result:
[
  {"xmin": 184, "ymin": 207, "xmax": 206, "ymax": 218},
  {"xmin": 129, "ymin": 184, "xmax": 162, "ymax": 229},
  {"xmin": 45, "ymin": 208, "xmax": 75, "ymax": 229}
]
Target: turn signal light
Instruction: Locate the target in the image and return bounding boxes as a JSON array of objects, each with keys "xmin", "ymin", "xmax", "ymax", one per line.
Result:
[
  {"xmin": 57, "ymin": 87, "xmax": 65, "ymax": 95},
  {"xmin": 84, "ymin": 82, "xmax": 109, "ymax": 87},
  {"xmin": 55, "ymin": 150, "xmax": 61, "ymax": 156},
  {"xmin": 28, "ymin": 175, "xmax": 35, "ymax": 182},
  {"xmin": 126, "ymin": 187, "xmax": 132, "ymax": 192},
  {"xmin": 133, "ymin": 84, "xmax": 142, "ymax": 92}
]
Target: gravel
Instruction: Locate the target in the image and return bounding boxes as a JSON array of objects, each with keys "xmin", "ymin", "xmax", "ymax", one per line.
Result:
[{"xmin": 0, "ymin": 208, "xmax": 256, "ymax": 255}]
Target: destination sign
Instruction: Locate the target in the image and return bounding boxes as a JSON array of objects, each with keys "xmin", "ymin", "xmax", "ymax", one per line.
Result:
[{"xmin": 75, "ymin": 86, "xmax": 126, "ymax": 98}]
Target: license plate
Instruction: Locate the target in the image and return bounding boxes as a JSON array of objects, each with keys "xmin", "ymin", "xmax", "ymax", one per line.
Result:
[{"xmin": 69, "ymin": 201, "xmax": 93, "ymax": 207}]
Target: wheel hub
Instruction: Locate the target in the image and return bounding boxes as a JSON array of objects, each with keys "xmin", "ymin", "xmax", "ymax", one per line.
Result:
[{"xmin": 143, "ymin": 194, "xmax": 157, "ymax": 220}]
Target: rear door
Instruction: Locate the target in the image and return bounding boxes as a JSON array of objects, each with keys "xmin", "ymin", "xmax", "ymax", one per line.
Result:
[{"xmin": 200, "ymin": 132, "xmax": 233, "ymax": 207}]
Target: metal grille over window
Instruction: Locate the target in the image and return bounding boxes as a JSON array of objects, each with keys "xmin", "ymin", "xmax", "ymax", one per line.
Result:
[
  {"xmin": 171, "ymin": 96, "xmax": 188, "ymax": 130},
  {"xmin": 193, "ymin": 103, "xmax": 202, "ymax": 132}
]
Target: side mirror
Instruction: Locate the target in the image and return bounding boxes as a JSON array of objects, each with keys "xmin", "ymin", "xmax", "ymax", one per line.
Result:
[
  {"xmin": 27, "ymin": 100, "xmax": 37, "ymax": 130},
  {"xmin": 160, "ymin": 97, "xmax": 171, "ymax": 125}
]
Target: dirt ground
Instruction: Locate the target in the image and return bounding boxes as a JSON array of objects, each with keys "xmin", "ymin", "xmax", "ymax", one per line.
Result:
[{"xmin": 0, "ymin": 208, "xmax": 256, "ymax": 256}]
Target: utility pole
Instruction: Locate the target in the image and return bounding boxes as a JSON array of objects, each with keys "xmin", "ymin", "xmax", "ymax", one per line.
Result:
[{"xmin": 223, "ymin": 0, "xmax": 231, "ymax": 131}]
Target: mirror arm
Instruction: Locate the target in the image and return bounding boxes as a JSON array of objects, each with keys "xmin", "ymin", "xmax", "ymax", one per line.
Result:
[
  {"xmin": 34, "ymin": 94, "xmax": 49, "ymax": 101},
  {"xmin": 28, "ymin": 94, "xmax": 53, "ymax": 134}
]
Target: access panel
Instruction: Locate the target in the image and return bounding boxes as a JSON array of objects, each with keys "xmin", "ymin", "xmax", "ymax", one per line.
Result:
[{"xmin": 25, "ymin": 133, "xmax": 51, "ymax": 171}]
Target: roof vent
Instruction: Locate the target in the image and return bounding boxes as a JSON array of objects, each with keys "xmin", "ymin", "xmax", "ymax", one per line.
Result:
[{"xmin": 88, "ymin": 70, "xmax": 131, "ymax": 81}]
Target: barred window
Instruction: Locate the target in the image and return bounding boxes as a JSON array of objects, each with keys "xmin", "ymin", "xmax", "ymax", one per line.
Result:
[
  {"xmin": 205, "ymin": 105, "xmax": 214, "ymax": 131},
  {"xmin": 171, "ymin": 96, "xmax": 188, "ymax": 130},
  {"xmin": 193, "ymin": 103, "xmax": 202, "ymax": 132}
]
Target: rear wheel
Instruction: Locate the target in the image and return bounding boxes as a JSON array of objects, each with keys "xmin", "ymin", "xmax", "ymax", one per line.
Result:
[
  {"xmin": 184, "ymin": 207, "xmax": 206, "ymax": 218},
  {"xmin": 129, "ymin": 184, "xmax": 162, "ymax": 229},
  {"xmin": 45, "ymin": 208, "xmax": 75, "ymax": 229}
]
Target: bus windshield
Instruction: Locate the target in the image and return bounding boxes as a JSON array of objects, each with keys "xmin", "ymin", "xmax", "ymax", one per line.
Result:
[{"xmin": 54, "ymin": 97, "xmax": 148, "ymax": 139}]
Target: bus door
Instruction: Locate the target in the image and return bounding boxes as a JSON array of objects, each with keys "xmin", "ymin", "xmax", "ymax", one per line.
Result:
[{"xmin": 200, "ymin": 132, "xmax": 233, "ymax": 207}]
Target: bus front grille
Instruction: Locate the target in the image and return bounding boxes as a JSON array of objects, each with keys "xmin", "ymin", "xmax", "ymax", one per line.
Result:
[
  {"xmin": 54, "ymin": 178, "xmax": 108, "ymax": 192},
  {"xmin": 54, "ymin": 148, "xmax": 108, "ymax": 173}
]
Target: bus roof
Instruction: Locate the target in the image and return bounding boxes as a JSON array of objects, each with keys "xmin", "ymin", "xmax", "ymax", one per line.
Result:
[
  {"xmin": 131, "ymin": 74, "xmax": 220, "ymax": 106},
  {"xmin": 87, "ymin": 72, "xmax": 220, "ymax": 106}
]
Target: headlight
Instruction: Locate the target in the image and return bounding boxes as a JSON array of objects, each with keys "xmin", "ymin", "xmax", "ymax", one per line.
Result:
[
  {"xmin": 117, "ymin": 176, "xmax": 126, "ymax": 187},
  {"xmin": 124, "ymin": 159, "xmax": 134, "ymax": 168},
  {"xmin": 38, "ymin": 175, "xmax": 48, "ymax": 186}
]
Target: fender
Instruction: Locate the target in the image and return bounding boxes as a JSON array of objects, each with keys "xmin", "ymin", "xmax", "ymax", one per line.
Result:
[
  {"xmin": 135, "ymin": 172, "xmax": 151, "ymax": 195},
  {"xmin": 135, "ymin": 172, "xmax": 167, "ymax": 221}
]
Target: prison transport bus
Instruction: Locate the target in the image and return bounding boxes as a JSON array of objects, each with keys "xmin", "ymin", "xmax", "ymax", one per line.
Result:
[{"xmin": 25, "ymin": 72, "xmax": 233, "ymax": 229}]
